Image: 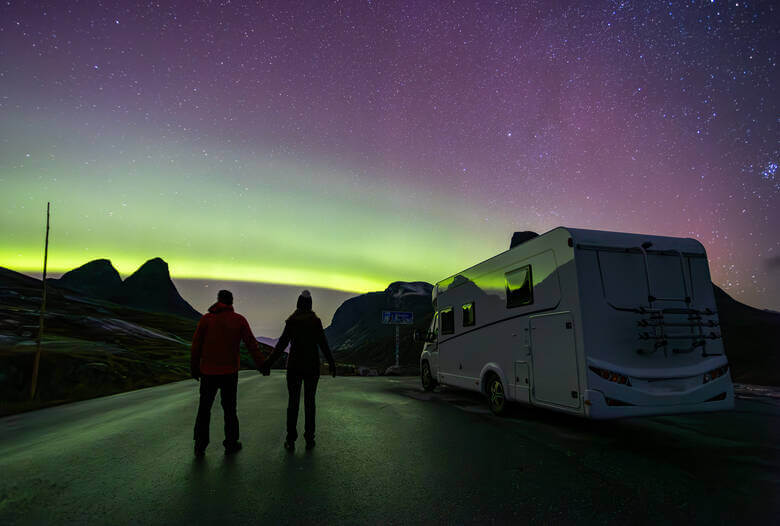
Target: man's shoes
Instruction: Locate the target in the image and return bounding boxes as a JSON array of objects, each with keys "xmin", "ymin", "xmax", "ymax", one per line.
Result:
[
  {"xmin": 194, "ymin": 442, "xmax": 207, "ymax": 458},
  {"xmin": 224, "ymin": 442, "xmax": 243, "ymax": 455},
  {"xmin": 284, "ymin": 440, "xmax": 295, "ymax": 452},
  {"xmin": 305, "ymin": 440, "xmax": 316, "ymax": 451}
]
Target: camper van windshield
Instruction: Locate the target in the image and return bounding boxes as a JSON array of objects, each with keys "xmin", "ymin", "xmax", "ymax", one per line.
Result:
[{"xmin": 427, "ymin": 312, "xmax": 439, "ymax": 341}]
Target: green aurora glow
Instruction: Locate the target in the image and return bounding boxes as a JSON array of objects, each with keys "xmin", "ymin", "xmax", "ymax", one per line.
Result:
[{"xmin": 1, "ymin": 116, "xmax": 512, "ymax": 293}]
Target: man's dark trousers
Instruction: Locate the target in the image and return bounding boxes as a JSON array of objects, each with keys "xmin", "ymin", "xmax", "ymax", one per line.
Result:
[
  {"xmin": 286, "ymin": 371, "xmax": 320, "ymax": 443},
  {"xmin": 194, "ymin": 373, "xmax": 239, "ymax": 448}
]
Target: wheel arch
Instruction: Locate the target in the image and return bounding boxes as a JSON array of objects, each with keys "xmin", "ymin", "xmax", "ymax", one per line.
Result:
[
  {"xmin": 420, "ymin": 350, "xmax": 432, "ymax": 369},
  {"xmin": 479, "ymin": 363, "xmax": 508, "ymax": 396}
]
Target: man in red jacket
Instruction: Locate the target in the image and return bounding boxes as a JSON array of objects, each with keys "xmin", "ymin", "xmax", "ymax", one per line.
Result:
[{"xmin": 191, "ymin": 289, "xmax": 266, "ymax": 457}]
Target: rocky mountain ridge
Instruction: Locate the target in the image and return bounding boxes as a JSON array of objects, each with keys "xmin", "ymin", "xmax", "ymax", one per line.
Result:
[
  {"xmin": 324, "ymin": 281, "xmax": 434, "ymax": 368},
  {"xmin": 51, "ymin": 258, "xmax": 200, "ymax": 319}
]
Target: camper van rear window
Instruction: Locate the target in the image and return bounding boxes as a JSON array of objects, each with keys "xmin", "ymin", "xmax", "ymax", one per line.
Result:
[
  {"xmin": 505, "ymin": 265, "xmax": 533, "ymax": 308},
  {"xmin": 462, "ymin": 302, "xmax": 475, "ymax": 326},
  {"xmin": 441, "ymin": 307, "xmax": 454, "ymax": 334}
]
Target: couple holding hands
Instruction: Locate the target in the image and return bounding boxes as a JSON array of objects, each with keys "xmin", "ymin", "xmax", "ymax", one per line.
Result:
[{"xmin": 190, "ymin": 289, "xmax": 335, "ymax": 457}]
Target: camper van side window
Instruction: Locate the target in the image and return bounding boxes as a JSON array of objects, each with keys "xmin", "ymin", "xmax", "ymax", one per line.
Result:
[
  {"xmin": 505, "ymin": 265, "xmax": 533, "ymax": 308},
  {"xmin": 440, "ymin": 307, "xmax": 454, "ymax": 334},
  {"xmin": 462, "ymin": 302, "xmax": 475, "ymax": 327}
]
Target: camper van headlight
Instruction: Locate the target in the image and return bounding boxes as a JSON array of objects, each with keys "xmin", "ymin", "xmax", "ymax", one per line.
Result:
[
  {"xmin": 703, "ymin": 364, "xmax": 729, "ymax": 384},
  {"xmin": 589, "ymin": 366, "xmax": 631, "ymax": 386}
]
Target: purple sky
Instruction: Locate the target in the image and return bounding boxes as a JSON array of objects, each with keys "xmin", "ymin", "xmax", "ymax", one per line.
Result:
[{"xmin": 2, "ymin": 1, "xmax": 778, "ymax": 326}]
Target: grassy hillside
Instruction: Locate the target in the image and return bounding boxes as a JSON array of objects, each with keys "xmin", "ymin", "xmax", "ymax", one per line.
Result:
[{"xmin": 0, "ymin": 267, "xmax": 199, "ymax": 415}]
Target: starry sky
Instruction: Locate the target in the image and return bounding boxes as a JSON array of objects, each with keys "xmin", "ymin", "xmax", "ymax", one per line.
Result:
[{"xmin": 1, "ymin": 0, "xmax": 778, "ymax": 331}]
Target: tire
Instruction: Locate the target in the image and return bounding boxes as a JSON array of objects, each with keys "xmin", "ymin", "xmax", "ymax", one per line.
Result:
[
  {"xmin": 421, "ymin": 361, "xmax": 436, "ymax": 391},
  {"xmin": 485, "ymin": 374, "xmax": 507, "ymax": 415}
]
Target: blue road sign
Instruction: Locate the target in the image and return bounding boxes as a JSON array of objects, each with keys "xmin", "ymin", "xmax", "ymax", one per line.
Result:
[{"xmin": 381, "ymin": 310, "xmax": 414, "ymax": 325}]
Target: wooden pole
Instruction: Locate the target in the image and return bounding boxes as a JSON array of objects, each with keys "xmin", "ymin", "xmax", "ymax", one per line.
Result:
[{"xmin": 30, "ymin": 202, "xmax": 50, "ymax": 400}]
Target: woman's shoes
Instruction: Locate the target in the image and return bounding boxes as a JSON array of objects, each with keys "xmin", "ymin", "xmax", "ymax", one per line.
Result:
[
  {"xmin": 283, "ymin": 439, "xmax": 314, "ymax": 451},
  {"xmin": 224, "ymin": 441, "xmax": 243, "ymax": 455}
]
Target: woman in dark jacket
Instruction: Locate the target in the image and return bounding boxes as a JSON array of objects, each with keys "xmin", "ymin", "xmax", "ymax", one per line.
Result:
[{"xmin": 263, "ymin": 290, "xmax": 335, "ymax": 451}]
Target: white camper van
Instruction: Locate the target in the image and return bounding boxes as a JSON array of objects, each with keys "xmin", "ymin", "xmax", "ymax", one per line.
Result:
[{"xmin": 419, "ymin": 227, "xmax": 734, "ymax": 419}]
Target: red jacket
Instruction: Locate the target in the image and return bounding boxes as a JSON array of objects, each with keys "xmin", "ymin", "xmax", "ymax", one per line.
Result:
[{"xmin": 191, "ymin": 302, "xmax": 265, "ymax": 375}]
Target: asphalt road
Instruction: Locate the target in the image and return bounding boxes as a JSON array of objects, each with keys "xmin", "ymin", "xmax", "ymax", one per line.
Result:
[{"xmin": 0, "ymin": 373, "xmax": 778, "ymax": 525}]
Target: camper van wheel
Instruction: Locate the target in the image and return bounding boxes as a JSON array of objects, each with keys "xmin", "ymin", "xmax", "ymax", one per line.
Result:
[
  {"xmin": 421, "ymin": 361, "xmax": 436, "ymax": 391},
  {"xmin": 486, "ymin": 374, "xmax": 506, "ymax": 416}
]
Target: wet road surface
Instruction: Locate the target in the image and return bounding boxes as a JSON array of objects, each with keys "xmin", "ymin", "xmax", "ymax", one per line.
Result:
[{"xmin": 1, "ymin": 373, "xmax": 778, "ymax": 525}]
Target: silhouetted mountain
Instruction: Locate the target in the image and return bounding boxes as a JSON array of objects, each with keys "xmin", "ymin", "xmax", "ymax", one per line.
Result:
[
  {"xmin": 0, "ymin": 267, "xmax": 42, "ymax": 290},
  {"xmin": 46, "ymin": 258, "xmax": 200, "ymax": 320},
  {"xmin": 325, "ymin": 281, "xmax": 434, "ymax": 368},
  {"xmin": 115, "ymin": 258, "xmax": 200, "ymax": 320},
  {"xmin": 713, "ymin": 285, "xmax": 780, "ymax": 386},
  {"xmin": 256, "ymin": 336, "xmax": 279, "ymax": 348},
  {"xmin": 53, "ymin": 259, "xmax": 122, "ymax": 300}
]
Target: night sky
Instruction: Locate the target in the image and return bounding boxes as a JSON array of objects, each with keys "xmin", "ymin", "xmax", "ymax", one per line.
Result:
[{"xmin": 1, "ymin": 1, "xmax": 778, "ymax": 331}]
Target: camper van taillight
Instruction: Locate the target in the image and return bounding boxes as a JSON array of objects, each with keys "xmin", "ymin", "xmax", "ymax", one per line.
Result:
[
  {"xmin": 589, "ymin": 366, "xmax": 632, "ymax": 386},
  {"xmin": 703, "ymin": 364, "xmax": 730, "ymax": 384}
]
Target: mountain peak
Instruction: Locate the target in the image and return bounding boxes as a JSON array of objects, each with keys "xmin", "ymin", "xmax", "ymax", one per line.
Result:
[
  {"xmin": 133, "ymin": 257, "xmax": 169, "ymax": 274},
  {"xmin": 117, "ymin": 257, "xmax": 200, "ymax": 319},
  {"xmin": 55, "ymin": 259, "xmax": 122, "ymax": 299},
  {"xmin": 384, "ymin": 281, "xmax": 433, "ymax": 298},
  {"xmin": 325, "ymin": 281, "xmax": 434, "ymax": 356}
]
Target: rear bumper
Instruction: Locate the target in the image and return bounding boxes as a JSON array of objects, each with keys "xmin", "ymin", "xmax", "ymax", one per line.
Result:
[{"xmin": 583, "ymin": 376, "xmax": 735, "ymax": 419}]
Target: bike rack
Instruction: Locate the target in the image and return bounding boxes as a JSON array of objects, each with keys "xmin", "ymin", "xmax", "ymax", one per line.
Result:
[
  {"xmin": 583, "ymin": 241, "xmax": 722, "ymax": 358},
  {"xmin": 633, "ymin": 243, "xmax": 719, "ymax": 357}
]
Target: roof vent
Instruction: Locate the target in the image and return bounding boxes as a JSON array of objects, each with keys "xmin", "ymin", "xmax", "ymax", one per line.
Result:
[{"xmin": 510, "ymin": 231, "xmax": 539, "ymax": 249}]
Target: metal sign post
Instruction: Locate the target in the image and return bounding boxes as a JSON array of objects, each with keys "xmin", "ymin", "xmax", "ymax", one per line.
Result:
[
  {"xmin": 395, "ymin": 326, "xmax": 400, "ymax": 367},
  {"xmin": 30, "ymin": 202, "xmax": 51, "ymax": 400},
  {"xmin": 381, "ymin": 310, "xmax": 414, "ymax": 368}
]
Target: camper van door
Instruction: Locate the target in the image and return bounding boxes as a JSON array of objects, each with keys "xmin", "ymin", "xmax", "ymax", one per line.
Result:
[{"xmin": 530, "ymin": 312, "xmax": 581, "ymax": 409}]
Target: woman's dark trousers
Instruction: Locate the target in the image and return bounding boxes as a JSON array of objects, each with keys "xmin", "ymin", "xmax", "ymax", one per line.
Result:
[
  {"xmin": 193, "ymin": 372, "xmax": 239, "ymax": 448},
  {"xmin": 286, "ymin": 371, "xmax": 320, "ymax": 443}
]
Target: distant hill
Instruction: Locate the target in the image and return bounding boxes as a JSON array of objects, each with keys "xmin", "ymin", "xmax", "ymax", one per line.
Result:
[
  {"xmin": 50, "ymin": 258, "xmax": 200, "ymax": 320},
  {"xmin": 324, "ymin": 281, "xmax": 434, "ymax": 368},
  {"xmin": 713, "ymin": 285, "xmax": 780, "ymax": 386},
  {"xmin": 257, "ymin": 336, "xmax": 280, "ymax": 348}
]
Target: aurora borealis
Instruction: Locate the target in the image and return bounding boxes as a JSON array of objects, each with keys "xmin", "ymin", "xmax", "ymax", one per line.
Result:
[{"xmin": 1, "ymin": 1, "xmax": 778, "ymax": 326}]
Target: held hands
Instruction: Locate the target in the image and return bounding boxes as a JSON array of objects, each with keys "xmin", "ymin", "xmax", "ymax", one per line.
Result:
[
  {"xmin": 191, "ymin": 366, "xmax": 201, "ymax": 382},
  {"xmin": 257, "ymin": 351, "xmax": 271, "ymax": 376}
]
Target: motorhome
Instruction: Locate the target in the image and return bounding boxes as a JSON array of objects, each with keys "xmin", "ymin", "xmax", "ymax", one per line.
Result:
[{"xmin": 419, "ymin": 227, "xmax": 734, "ymax": 419}]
